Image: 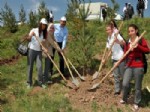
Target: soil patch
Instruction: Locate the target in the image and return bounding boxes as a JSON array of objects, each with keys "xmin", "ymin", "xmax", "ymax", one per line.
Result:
[{"xmin": 0, "ymin": 55, "xmax": 20, "ymax": 66}]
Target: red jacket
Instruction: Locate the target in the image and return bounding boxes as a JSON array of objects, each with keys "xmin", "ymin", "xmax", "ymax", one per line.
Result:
[{"xmin": 124, "ymin": 37, "xmax": 150, "ymax": 67}]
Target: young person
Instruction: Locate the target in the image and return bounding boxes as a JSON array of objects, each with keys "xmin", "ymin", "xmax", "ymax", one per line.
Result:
[
  {"xmin": 105, "ymin": 23, "xmax": 125, "ymax": 95},
  {"xmin": 26, "ymin": 18, "xmax": 48, "ymax": 88},
  {"xmin": 120, "ymin": 24, "xmax": 150, "ymax": 111},
  {"xmin": 42, "ymin": 23, "xmax": 61, "ymax": 84}
]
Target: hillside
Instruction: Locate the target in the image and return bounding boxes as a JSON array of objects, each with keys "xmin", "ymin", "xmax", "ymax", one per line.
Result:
[{"xmin": 0, "ymin": 18, "xmax": 150, "ymax": 112}]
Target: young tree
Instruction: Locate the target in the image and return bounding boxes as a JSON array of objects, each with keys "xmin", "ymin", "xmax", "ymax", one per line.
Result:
[
  {"xmin": 28, "ymin": 10, "xmax": 38, "ymax": 28},
  {"xmin": 37, "ymin": 1, "xmax": 49, "ymax": 21},
  {"xmin": 19, "ymin": 4, "xmax": 26, "ymax": 24},
  {"xmin": 0, "ymin": 3, "xmax": 18, "ymax": 33},
  {"xmin": 66, "ymin": 0, "xmax": 97, "ymax": 74},
  {"xmin": 107, "ymin": 0, "xmax": 120, "ymax": 19}
]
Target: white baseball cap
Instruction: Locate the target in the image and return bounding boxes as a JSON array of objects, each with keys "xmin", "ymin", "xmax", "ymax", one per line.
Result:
[
  {"xmin": 60, "ymin": 16, "xmax": 67, "ymax": 21},
  {"xmin": 40, "ymin": 18, "xmax": 48, "ymax": 24}
]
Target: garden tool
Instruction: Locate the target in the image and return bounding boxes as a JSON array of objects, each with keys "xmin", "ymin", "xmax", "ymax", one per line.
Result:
[
  {"xmin": 54, "ymin": 41, "xmax": 80, "ymax": 87},
  {"xmin": 89, "ymin": 31, "xmax": 146, "ymax": 90},
  {"xmin": 67, "ymin": 58, "xmax": 85, "ymax": 81}
]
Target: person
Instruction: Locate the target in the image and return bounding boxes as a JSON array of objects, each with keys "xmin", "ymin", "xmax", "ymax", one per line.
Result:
[
  {"xmin": 105, "ymin": 23, "xmax": 125, "ymax": 95},
  {"xmin": 102, "ymin": 6, "xmax": 107, "ymax": 22},
  {"xmin": 137, "ymin": 0, "xmax": 145, "ymax": 18},
  {"xmin": 50, "ymin": 16, "xmax": 68, "ymax": 77},
  {"xmin": 123, "ymin": 3, "xmax": 129, "ymax": 20},
  {"xmin": 120, "ymin": 24, "xmax": 150, "ymax": 111},
  {"xmin": 26, "ymin": 18, "xmax": 48, "ymax": 88},
  {"xmin": 49, "ymin": 11, "xmax": 54, "ymax": 23},
  {"xmin": 127, "ymin": 3, "xmax": 134, "ymax": 19},
  {"xmin": 42, "ymin": 23, "xmax": 61, "ymax": 84}
]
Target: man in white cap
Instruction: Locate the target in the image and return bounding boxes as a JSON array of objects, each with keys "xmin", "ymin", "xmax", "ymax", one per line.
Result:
[{"xmin": 50, "ymin": 16, "xmax": 68, "ymax": 77}]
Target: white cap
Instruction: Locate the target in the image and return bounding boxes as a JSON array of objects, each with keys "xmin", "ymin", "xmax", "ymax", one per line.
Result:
[
  {"xmin": 40, "ymin": 18, "xmax": 48, "ymax": 24},
  {"xmin": 60, "ymin": 16, "xmax": 67, "ymax": 21}
]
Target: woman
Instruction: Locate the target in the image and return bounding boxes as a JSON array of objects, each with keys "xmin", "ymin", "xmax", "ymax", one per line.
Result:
[
  {"xmin": 42, "ymin": 23, "xmax": 60, "ymax": 84},
  {"xmin": 120, "ymin": 24, "xmax": 150, "ymax": 111},
  {"xmin": 26, "ymin": 18, "xmax": 48, "ymax": 88},
  {"xmin": 105, "ymin": 23, "xmax": 125, "ymax": 95}
]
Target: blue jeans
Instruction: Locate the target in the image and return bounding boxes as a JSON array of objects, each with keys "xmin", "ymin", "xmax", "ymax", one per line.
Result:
[{"xmin": 122, "ymin": 67, "xmax": 144, "ymax": 104}]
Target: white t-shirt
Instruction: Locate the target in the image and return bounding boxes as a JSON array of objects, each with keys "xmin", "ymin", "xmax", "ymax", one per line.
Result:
[
  {"xmin": 106, "ymin": 33, "xmax": 124, "ymax": 60},
  {"xmin": 28, "ymin": 28, "xmax": 44, "ymax": 51}
]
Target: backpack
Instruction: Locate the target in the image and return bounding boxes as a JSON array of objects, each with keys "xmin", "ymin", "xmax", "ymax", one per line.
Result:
[{"xmin": 137, "ymin": 0, "xmax": 145, "ymax": 9}]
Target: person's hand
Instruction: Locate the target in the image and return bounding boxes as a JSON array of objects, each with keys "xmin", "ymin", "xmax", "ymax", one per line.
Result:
[
  {"xmin": 101, "ymin": 59, "xmax": 106, "ymax": 64},
  {"xmin": 42, "ymin": 47, "xmax": 48, "ymax": 53},
  {"xmin": 130, "ymin": 43, "xmax": 138, "ymax": 51}
]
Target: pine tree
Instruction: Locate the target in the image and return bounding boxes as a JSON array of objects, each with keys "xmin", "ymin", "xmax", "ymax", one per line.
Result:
[
  {"xmin": 37, "ymin": 1, "xmax": 49, "ymax": 21},
  {"xmin": 0, "ymin": 3, "xmax": 18, "ymax": 33},
  {"xmin": 19, "ymin": 4, "xmax": 26, "ymax": 24},
  {"xmin": 28, "ymin": 10, "xmax": 38, "ymax": 28}
]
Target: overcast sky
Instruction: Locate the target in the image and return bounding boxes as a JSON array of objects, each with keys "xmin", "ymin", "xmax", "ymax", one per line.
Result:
[{"xmin": 0, "ymin": 0, "xmax": 149, "ymax": 21}]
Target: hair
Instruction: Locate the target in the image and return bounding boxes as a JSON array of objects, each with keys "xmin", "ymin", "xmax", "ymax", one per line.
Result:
[
  {"xmin": 128, "ymin": 24, "xmax": 139, "ymax": 36},
  {"xmin": 110, "ymin": 19, "xmax": 118, "ymax": 29},
  {"xmin": 38, "ymin": 23, "xmax": 48, "ymax": 39}
]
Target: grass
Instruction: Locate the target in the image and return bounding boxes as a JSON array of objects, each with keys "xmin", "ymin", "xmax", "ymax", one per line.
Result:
[{"xmin": 0, "ymin": 18, "xmax": 150, "ymax": 112}]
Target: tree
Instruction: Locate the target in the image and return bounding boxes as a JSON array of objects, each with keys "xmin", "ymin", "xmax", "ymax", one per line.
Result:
[
  {"xmin": 19, "ymin": 4, "xmax": 26, "ymax": 24},
  {"xmin": 66, "ymin": 0, "xmax": 97, "ymax": 74},
  {"xmin": 0, "ymin": 3, "xmax": 18, "ymax": 33},
  {"xmin": 37, "ymin": 1, "xmax": 49, "ymax": 21},
  {"xmin": 107, "ymin": 0, "xmax": 120, "ymax": 20},
  {"xmin": 28, "ymin": 10, "xmax": 38, "ymax": 28}
]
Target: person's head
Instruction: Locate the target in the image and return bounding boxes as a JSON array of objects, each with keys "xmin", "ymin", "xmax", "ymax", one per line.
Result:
[
  {"xmin": 106, "ymin": 23, "xmax": 114, "ymax": 36},
  {"xmin": 110, "ymin": 19, "xmax": 118, "ymax": 29},
  {"xmin": 125, "ymin": 3, "xmax": 128, "ymax": 6},
  {"xmin": 47, "ymin": 23, "xmax": 55, "ymax": 33},
  {"xmin": 60, "ymin": 16, "xmax": 67, "ymax": 27},
  {"xmin": 39, "ymin": 18, "xmax": 48, "ymax": 39},
  {"xmin": 128, "ymin": 24, "xmax": 139, "ymax": 38}
]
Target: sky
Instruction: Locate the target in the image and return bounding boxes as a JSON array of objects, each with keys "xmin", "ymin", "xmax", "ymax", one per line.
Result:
[{"xmin": 0, "ymin": 0, "xmax": 149, "ymax": 21}]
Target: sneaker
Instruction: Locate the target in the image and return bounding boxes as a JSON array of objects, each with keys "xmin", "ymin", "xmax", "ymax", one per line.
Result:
[
  {"xmin": 41, "ymin": 84, "xmax": 47, "ymax": 89},
  {"xmin": 120, "ymin": 99, "xmax": 126, "ymax": 104},
  {"xmin": 132, "ymin": 104, "xmax": 139, "ymax": 111},
  {"xmin": 47, "ymin": 80, "xmax": 53, "ymax": 84},
  {"xmin": 26, "ymin": 83, "xmax": 32, "ymax": 89},
  {"xmin": 114, "ymin": 91, "xmax": 120, "ymax": 96}
]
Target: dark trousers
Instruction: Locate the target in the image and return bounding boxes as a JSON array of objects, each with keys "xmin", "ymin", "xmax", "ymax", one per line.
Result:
[{"xmin": 50, "ymin": 42, "xmax": 64, "ymax": 75}]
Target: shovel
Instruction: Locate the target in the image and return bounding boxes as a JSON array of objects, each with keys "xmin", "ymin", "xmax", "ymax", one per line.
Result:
[
  {"xmin": 34, "ymin": 36, "xmax": 66, "ymax": 81},
  {"xmin": 92, "ymin": 47, "xmax": 107, "ymax": 80},
  {"xmin": 89, "ymin": 31, "xmax": 146, "ymax": 90},
  {"xmin": 54, "ymin": 41, "xmax": 80, "ymax": 87},
  {"xmin": 34, "ymin": 36, "xmax": 77, "ymax": 89},
  {"xmin": 67, "ymin": 58, "xmax": 85, "ymax": 81}
]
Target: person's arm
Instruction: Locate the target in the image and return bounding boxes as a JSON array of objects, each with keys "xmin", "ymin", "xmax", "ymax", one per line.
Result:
[
  {"xmin": 137, "ymin": 38, "xmax": 150, "ymax": 53},
  {"xmin": 62, "ymin": 28, "xmax": 68, "ymax": 50},
  {"xmin": 27, "ymin": 29, "xmax": 35, "ymax": 41},
  {"xmin": 47, "ymin": 33, "xmax": 61, "ymax": 51}
]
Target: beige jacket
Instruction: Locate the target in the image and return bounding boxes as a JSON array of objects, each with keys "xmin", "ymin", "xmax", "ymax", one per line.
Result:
[{"xmin": 42, "ymin": 32, "xmax": 60, "ymax": 57}]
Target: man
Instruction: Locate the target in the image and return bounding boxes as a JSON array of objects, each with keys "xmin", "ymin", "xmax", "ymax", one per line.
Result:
[
  {"xmin": 123, "ymin": 3, "xmax": 129, "ymax": 20},
  {"xmin": 50, "ymin": 16, "xmax": 68, "ymax": 77},
  {"xmin": 137, "ymin": 0, "xmax": 145, "ymax": 18},
  {"xmin": 127, "ymin": 3, "xmax": 134, "ymax": 19}
]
